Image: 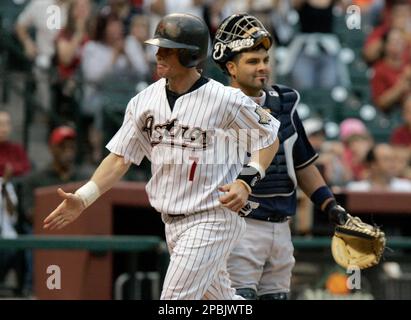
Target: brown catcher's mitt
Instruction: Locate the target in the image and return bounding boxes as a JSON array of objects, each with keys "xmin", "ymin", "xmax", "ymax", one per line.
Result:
[{"xmin": 331, "ymin": 214, "xmax": 386, "ymax": 269}]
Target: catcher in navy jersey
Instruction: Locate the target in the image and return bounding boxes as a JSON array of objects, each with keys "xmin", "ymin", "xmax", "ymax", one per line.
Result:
[{"xmin": 212, "ymin": 13, "xmax": 352, "ymax": 300}]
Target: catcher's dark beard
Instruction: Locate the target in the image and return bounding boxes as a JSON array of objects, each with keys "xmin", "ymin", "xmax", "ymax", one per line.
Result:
[
  {"xmin": 249, "ymin": 80, "xmax": 267, "ymax": 94},
  {"xmin": 257, "ymin": 76, "xmax": 267, "ymax": 85},
  {"xmin": 251, "ymin": 74, "xmax": 268, "ymax": 88}
]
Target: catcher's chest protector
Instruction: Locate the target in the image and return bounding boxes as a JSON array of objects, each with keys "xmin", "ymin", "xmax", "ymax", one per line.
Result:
[{"xmin": 252, "ymin": 85, "xmax": 299, "ymax": 196}]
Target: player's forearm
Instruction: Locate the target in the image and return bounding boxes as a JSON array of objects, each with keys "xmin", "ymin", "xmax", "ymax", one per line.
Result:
[
  {"xmin": 75, "ymin": 153, "xmax": 130, "ymax": 209},
  {"xmin": 297, "ymin": 164, "xmax": 327, "ymax": 196},
  {"xmin": 15, "ymin": 24, "xmax": 32, "ymax": 45},
  {"xmin": 249, "ymin": 137, "xmax": 279, "ymax": 171},
  {"xmin": 89, "ymin": 153, "xmax": 131, "ymax": 195},
  {"xmin": 375, "ymin": 84, "xmax": 405, "ymax": 111},
  {"xmin": 57, "ymin": 35, "xmax": 83, "ymax": 66},
  {"xmin": 296, "ymin": 163, "xmax": 333, "ymax": 210},
  {"xmin": 363, "ymin": 41, "xmax": 382, "ymax": 64}
]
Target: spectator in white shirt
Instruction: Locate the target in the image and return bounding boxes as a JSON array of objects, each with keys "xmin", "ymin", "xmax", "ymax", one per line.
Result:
[
  {"xmin": 81, "ymin": 12, "xmax": 145, "ymax": 163},
  {"xmin": 346, "ymin": 143, "xmax": 411, "ymax": 192},
  {"xmin": 125, "ymin": 14, "xmax": 151, "ymax": 79},
  {"xmin": 15, "ymin": 0, "xmax": 69, "ymax": 113}
]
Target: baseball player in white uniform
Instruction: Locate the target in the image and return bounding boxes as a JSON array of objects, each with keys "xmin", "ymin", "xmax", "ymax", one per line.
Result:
[{"xmin": 43, "ymin": 13, "xmax": 280, "ymax": 300}]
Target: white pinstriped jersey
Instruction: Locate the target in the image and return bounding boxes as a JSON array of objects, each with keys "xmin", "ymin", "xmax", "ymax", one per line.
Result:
[{"xmin": 106, "ymin": 78, "xmax": 280, "ymax": 215}]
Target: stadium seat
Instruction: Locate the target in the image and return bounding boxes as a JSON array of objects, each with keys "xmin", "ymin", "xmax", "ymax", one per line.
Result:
[
  {"xmin": 363, "ymin": 110, "xmax": 403, "ymax": 143},
  {"xmin": 0, "ymin": 0, "xmax": 32, "ymax": 103},
  {"xmin": 298, "ymin": 89, "xmax": 342, "ymax": 122}
]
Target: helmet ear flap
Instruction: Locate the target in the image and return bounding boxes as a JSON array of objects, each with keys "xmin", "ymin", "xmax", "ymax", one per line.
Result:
[
  {"xmin": 144, "ymin": 13, "xmax": 209, "ymax": 67},
  {"xmin": 178, "ymin": 48, "xmax": 200, "ymax": 68}
]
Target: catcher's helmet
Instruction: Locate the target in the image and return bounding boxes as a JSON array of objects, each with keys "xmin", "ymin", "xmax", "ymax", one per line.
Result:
[
  {"xmin": 212, "ymin": 13, "xmax": 273, "ymax": 71},
  {"xmin": 145, "ymin": 13, "xmax": 209, "ymax": 68}
]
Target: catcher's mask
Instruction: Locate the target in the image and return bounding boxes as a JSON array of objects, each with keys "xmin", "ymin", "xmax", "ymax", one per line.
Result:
[
  {"xmin": 145, "ymin": 13, "xmax": 209, "ymax": 68},
  {"xmin": 212, "ymin": 13, "xmax": 273, "ymax": 72}
]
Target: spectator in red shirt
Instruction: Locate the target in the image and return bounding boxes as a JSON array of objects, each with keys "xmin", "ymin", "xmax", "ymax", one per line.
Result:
[
  {"xmin": 371, "ymin": 28, "xmax": 411, "ymax": 112},
  {"xmin": 380, "ymin": 0, "xmax": 411, "ymax": 27},
  {"xmin": 0, "ymin": 111, "xmax": 30, "ymax": 178},
  {"xmin": 391, "ymin": 94, "xmax": 411, "ymax": 146},
  {"xmin": 53, "ymin": 0, "xmax": 91, "ymax": 127},
  {"xmin": 363, "ymin": 0, "xmax": 411, "ymax": 65},
  {"xmin": 56, "ymin": 0, "xmax": 91, "ymax": 81}
]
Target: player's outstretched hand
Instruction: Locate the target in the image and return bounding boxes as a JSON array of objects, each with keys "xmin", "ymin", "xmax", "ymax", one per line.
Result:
[
  {"xmin": 43, "ymin": 188, "xmax": 85, "ymax": 230},
  {"xmin": 218, "ymin": 181, "xmax": 250, "ymax": 213}
]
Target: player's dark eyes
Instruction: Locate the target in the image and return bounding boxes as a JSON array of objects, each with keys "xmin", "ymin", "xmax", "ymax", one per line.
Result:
[
  {"xmin": 157, "ymin": 48, "xmax": 177, "ymax": 57},
  {"xmin": 246, "ymin": 58, "xmax": 269, "ymax": 64}
]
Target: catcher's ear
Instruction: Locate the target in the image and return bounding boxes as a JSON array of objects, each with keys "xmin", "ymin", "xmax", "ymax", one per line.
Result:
[{"xmin": 226, "ymin": 61, "xmax": 237, "ymax": 78}]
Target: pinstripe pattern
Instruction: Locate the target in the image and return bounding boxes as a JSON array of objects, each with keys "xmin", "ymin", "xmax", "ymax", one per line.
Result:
[
  {"xmin": 107, "ymin": 78, "xmax": 279, "ymax": 215},
  {"xmin": 106, "ymin": 77, "xmax": 280, "ymax": 300},
  {"xmin": 161, "ymin": 209, "xmax": 246, "ymax": 300}
]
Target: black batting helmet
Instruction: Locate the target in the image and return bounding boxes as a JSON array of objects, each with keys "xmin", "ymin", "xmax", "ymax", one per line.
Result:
[
  {"xmin": 145, "ymin": 13, "xmax": 209, "ymax": 68},
  {"xmin": 212, "ymin": 13, "xmax": 273, "ymax": 71}
]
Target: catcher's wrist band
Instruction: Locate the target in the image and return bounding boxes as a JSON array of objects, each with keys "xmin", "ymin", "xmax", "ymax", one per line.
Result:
[
  {"xmin": 75, "ymin": 181, "xmax": 101, "ymax": 208},
  {"xmin": 236, "ymin": 162, "xmax": 265, "ymax": 190},
  {"xmin": 310, "ymin": 185, "xmax": 334, "ymax": 208}
]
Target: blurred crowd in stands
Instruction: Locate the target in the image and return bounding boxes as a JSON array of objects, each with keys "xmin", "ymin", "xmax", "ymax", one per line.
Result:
[{"xmin": 1, "ymin": 0, "xmax": 411, "ymax": 296}]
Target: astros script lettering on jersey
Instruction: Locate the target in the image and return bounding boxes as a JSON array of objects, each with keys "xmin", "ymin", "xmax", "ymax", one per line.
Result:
[
  {"xmin": 107, "ymin": 78, "xmax": 280, "ymax": 215},
  {"xmin": 143, "ymin": 117, "xmax": 211, "ymax": 150}
]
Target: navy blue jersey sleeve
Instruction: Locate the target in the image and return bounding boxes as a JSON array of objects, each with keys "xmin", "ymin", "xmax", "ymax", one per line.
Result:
[{"xmin": 292, "ymin": 111, "xmax": 318, "ymax": 169}]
